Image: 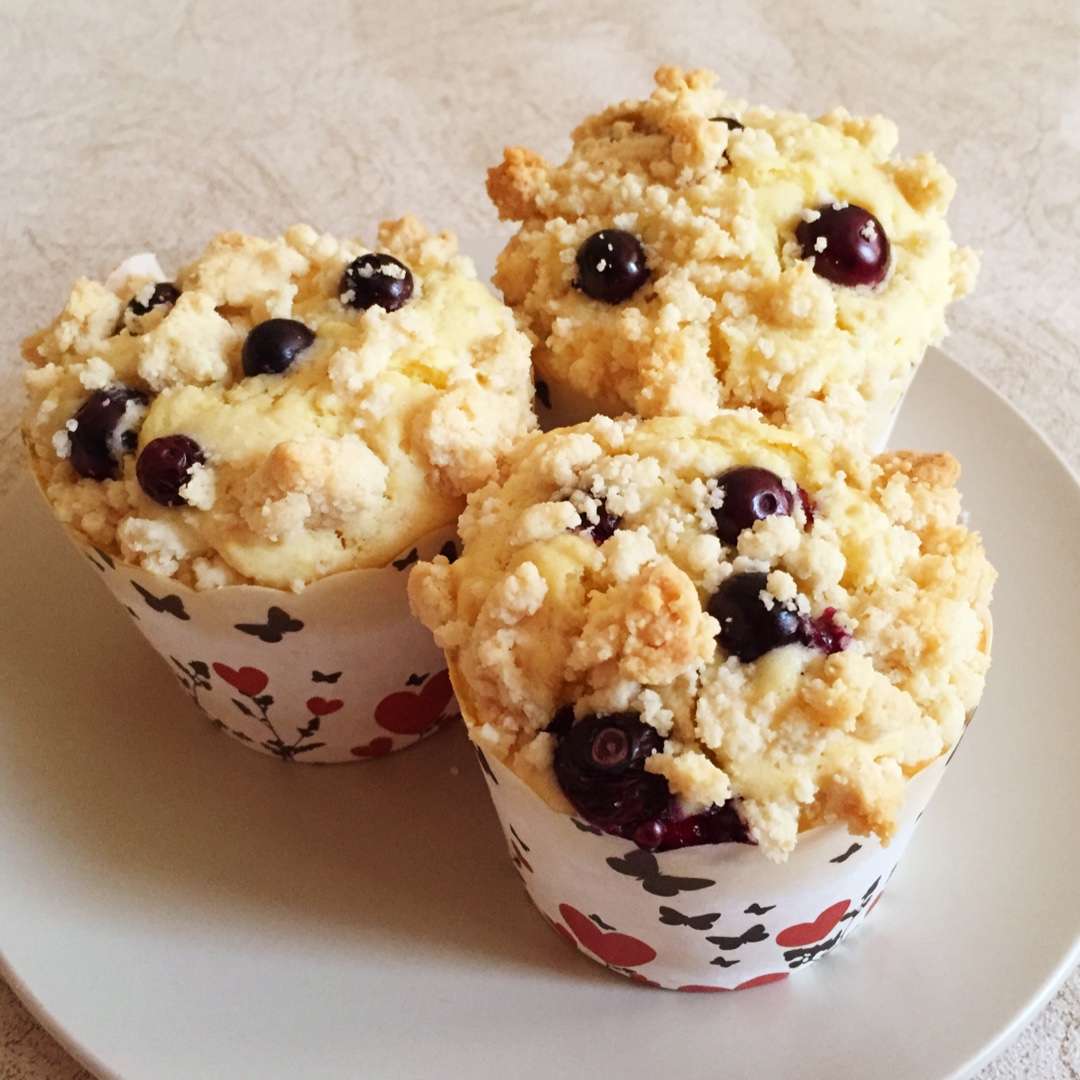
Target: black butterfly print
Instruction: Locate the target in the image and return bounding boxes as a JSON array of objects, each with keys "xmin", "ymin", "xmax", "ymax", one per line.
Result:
[
  {"xmin": 509, "ymin": 825, "xmax": 530, "ymax": 853},
  {"xmin": 312, "ymin": 670, "xmax": 342, "ymax": 684},
  {"xmin": 606, "ymin": 849, "xmax": 715, "ymax": 897},
  {"xmin": 784, "ymin": 879, "xmax": 885, "ymax": 974},
  {"xmin": 710, "ymin": 956, "xmax": 740, "ymax": 968},
  {"xmin": 658, "ymin": 906, "xmax": 721, "ymax": 931},
  {"xmin": 860, "ymin": 877, "xmax": 881, "ymax": 906},
  {"xmin": 392, "ymin": 548, "xmax": 419, "ymax": 571},
  {"xmin": 509, "ymin": 836, "xmax": 532, "ymax": 874},
  {"xmin": 784, "ymin": 929, "xmax": 844, "ymax": 969},
  {"xmin": 830, "ymin": 843, "xmax": 862, "ymax": 864},
  {"xmin": 590, "ymin": 914, "xmax": 617, "ymax": 931},
  {"xmin": 438, "ymin": 540, "xmax": 458, "ymax": 563},
  {"xmin": 85, "ymin": 549, "xmax": 112, "ymax": 573},
  {"xmin": 406, "ymin": 672, "xmax": 429, "ymax": 687},
  {"xmin": 571, "ymin": 818, "xmax": 603, "ymax": 836},
  {"xmin": 132, "ymin": 581, "xmax": 190, "ymax": 620},
  {"xmin": 744, "ymin": 902, "xmax": 775, "ymax": 915},
  {"xmin": 473, "ymin": 746, "xmax": 498, "ymax": 785},
  {"xmin": 93, "ymin": 546, "xmax": 115, "ymax": 569},
  {"xmin": 706, "ymin": 924, "xmax": 769, "ymax": 951},
  {"xmin": 235, "ymin": 606, "xmax": 304, "ymax": 642}
]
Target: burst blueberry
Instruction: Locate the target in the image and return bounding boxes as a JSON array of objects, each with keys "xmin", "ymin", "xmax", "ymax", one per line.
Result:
[
  {"xmin": 126, "ymin": 281, "xmax": 180, "ymax": 318},
  {"xmin": 553, "ymin": 712, "xmax": 668, "ymax": 831},
  {"xmin": 68, "ymin": 386, "xmax": 149, "ymax": 481},
  {"xmin": 136, "ymin": 434, "xmax": 206, "ymax": 506},
  {"xmin": 551, "ymin": 711, "xmax": 753, "ymax": 851},
  {"xmin": 576, "ymin": 499, "xmax": 621, "ymax": 545}
]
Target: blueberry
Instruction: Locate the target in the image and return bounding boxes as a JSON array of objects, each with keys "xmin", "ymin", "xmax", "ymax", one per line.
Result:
[
  {"xmin": 708, "ymin": 571, "xmax": 804, "ymax": 662},
  {"xmin": 795, "ymin": 203, "xmax": 890, "ymax": 288},
  {"xmin": 640, "ymin": 801, "xmax": 754, "ymax": 850},
  {"xmin": 339, "ymin": 253, "xmax": 414, "ymax": 312},
  {"xmin": 68, "ymin": 387, "xmax": 149, "ymax": 481},
  {"xmin": 126, "ymin": 281, "xmax": 180, "ymax": 318},
  {"xmin": 711, "ymin": 466, "xmax": 795, "ymax": 545},
  {"xmin": 576, "ymin": 500, "xmax": 621, "ymax": 546},
  {"xmin": 136, "ymin": 434, "xmax": 205, "ymax": 506},
  {"xmin": 803, "ymin": 606, "xmax": 851, "ymax": 655},
  {"xmin": 710, "ymin": 116, "xmax": 745, "ymax": 164},
  {"xmin": 553, "ymin": 712, "xmax": 668, "ymax": 831},
  {"xmin": 241, "ymin": 318, "xmax": 315, "ymax": 377},
  {"xmin": 574, "ymin": 229, "xmax": 650, "ymax": 304},
  {"xmin": 551, "ymin": 710, "xmax": 754, "ymax": 851}
]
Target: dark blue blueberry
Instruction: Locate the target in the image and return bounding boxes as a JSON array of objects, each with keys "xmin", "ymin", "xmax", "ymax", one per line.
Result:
[
  {"xmin": 241, "ymin": 318, "xmax": 315, "ymax": 376},
  {"xmin": 575, "ymin": 229, "xmax": 650, "ymax": 304}
]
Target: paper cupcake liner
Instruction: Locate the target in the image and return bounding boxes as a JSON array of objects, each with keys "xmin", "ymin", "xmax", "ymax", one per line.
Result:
[
  {"xmin": 473, "ymin": 747, "xmax": 950, "ymax": 990},
  {"xmin": 63, "ymin": 515, "xmax": 460, "ymax": 763},
  {"xmin": 864, "ymin": 379, "xmax": 911, "ymax": 452}
]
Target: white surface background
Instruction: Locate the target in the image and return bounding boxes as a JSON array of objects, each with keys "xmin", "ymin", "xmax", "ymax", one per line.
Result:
[{"xmin": 0, "ymin": 0, "xmax": 1077, "ymax": 1076}]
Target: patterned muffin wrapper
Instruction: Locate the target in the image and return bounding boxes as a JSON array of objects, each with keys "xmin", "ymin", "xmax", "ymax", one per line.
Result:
[
  {"xmin": 474, "ymin": 744, "xmax": 949, "ymax": 990},
  {"xmin": 54, "ymin": 507, "xmax": 460, "ymax": 762}
]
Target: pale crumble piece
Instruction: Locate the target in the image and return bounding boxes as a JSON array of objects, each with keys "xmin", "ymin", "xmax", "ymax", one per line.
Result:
[
  {"xmin": 487, "ymin": 66, "xmax": 978, "ymax": 447},
  {"xmin": 409, "ymin": 411, "xmax": 995, "ymax": 859},
  {"xmin": 22, "ymin": 218, "xmax": 536, "ymax": 590}
]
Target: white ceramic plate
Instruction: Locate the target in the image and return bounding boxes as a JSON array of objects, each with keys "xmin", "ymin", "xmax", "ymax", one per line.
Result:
[{"xmin": 1, "ymin": 347, "xmax": 1078, "ymax": 1080}]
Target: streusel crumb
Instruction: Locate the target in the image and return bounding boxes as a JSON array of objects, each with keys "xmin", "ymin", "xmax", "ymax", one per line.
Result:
[
  {"xmin": 409, "ymin": 412, "xmax": 995, "ymax": 858},
  {"xmin": 22, "ymin": 218, "xmax": 536, "ymax": 589},
  {"xmin": 488, "ymin": 67, "xmax": 978, "ymax": 446}
]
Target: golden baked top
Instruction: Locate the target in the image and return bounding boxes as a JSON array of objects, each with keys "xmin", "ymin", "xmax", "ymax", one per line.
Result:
[
  {"xmin": 488, "ymin": 66, "xmax": 978, "ymax": 445},
  {"xmin": 22, "ymin": 217, "xmax": 536, "ymax": 590},
  {"xmin": 409, "ymin": 411, "xmax": 995, "ymax": 858}
]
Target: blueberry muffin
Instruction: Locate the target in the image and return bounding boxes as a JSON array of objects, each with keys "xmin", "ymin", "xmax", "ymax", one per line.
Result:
[
  {"xmin": 22, "ymin": 216, "xmax": 537, "ymax": 590},
  {"xmin": 487, "ymin": 67, "xmax": 978, "ymax": 445},
  {"xmin": 409, "ymin": 411, "xmax": 995, "ymax": 858}
]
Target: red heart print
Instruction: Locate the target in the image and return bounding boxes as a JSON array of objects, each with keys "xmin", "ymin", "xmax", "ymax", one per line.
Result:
[
  {"xmin": 736, "ymin": 972, "xmax": 789, "ymax": 990},
  {"xmin": 776, "ymin": 899, "xmax": 850, "ymax": 947},
  {"xmin": 678, "ymin": 970, "xmax": 790, "ymax": 992},
  {"xmin": 213, "ymin": 663, "xmax": 269, "ymax": 697},
  {"xmin": 306, "ymin": 696, "xmax": 343, "ymax": 716},
  {"xmin": 374, "ymin": 668, "xmax": 455, "ymax": 735},
  {"xmin": 558, "ymin": 903, "xmax": 656, "ymax": 968},
  {"xmin": 546, "ymin": 917, "xmax": 576, "ymax": 948},
  {"xmin": 351, "ymin": 737, "xmax": 394, "ymax": 758}
]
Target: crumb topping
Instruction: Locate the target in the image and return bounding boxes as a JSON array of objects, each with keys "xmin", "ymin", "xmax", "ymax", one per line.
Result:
[
  {"xmin": 487, "ymin": 66, "xmax": 979, "ymax": 444},
  {"xmin": 22, "ymin": 217, "xmax": 536, "ymax": 589},
  {"xmin": 408, "ymin": 412, "xmax": 995, "ymax": 857}
]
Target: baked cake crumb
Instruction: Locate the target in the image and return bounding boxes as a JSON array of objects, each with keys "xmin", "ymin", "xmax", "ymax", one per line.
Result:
[
  {"xmin": 22, "ymin": 218, "xmax": 536, "ymax": 590},
  {"xmin": 409, "ymin": 411, "xmax": 995, "ymax": 858},
  {"xmin": 488, "ymin": 67, "xmax": 978, "ymax": 445}
]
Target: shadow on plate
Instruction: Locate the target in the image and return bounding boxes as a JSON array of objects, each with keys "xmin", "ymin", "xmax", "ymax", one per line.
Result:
[{"xmin": 0, "ymin": 479, "xmax": 591, "ymax": 983}]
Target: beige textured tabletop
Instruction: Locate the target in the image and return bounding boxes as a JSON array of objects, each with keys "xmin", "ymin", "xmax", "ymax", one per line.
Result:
[{"xmin": 2, "ymin": 1, "xmax": 1079, "ymax": 1077}]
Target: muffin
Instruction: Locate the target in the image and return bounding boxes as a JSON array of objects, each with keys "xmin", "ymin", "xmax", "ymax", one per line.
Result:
[
  {"xmin": 488, "ymin": 66, "xmax": 978, "ymax": 447},
  {"xmin": 22, "ymin": 216, "xmax": 537, "ymax": 760},
  {"xmin": 409, "ymin": 411, "xmax": 995, "ymax": 985}
]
